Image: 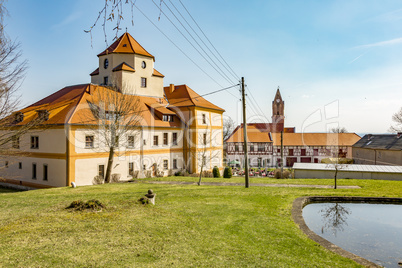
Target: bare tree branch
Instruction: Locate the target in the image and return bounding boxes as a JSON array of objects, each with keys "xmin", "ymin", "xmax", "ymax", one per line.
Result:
[
  {"xmin": 330, "ymin": 126, "xmax": 347, "ymax": 133},
  {"xmin": 223, "ymin": 116, "xmax": 235, "ymax": 141},
  {"xmin": 389, "ymin": 107, "xmax": 402, "ymax": 133},
  {"xmin": 84, "ymin": 85, "xmax": 142, "ymax": 183}
]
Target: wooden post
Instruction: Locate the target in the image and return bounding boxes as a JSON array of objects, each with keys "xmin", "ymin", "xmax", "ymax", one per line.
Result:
[
  {"xmin": 281, "ymin": 130, "xmax": 284, "ymax": 179},
  {"xmin": 241, "ymin": 77, "xmax": 249, "ymax": 188}
]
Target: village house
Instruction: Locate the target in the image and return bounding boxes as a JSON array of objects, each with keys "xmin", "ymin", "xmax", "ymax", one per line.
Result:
[
  {"xmin": 353, "ymin": 133, "xmax": 402, "ymax": 166},
  {"xmin": 225, "ymin": 89, "xmax": 360, "ymax": 168},
  {"xmin": 0, "ymin": 32, "xmax": 224, "ymax": 188}
]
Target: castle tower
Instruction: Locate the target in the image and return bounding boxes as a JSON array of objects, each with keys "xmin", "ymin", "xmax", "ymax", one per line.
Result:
[
  {"xmin": 272, "ymin": 87, "xmax": 285, "ymax": 125},
  {"xmin": 89, "ymin": 32, "xmax": 165, "ymax": 97}
]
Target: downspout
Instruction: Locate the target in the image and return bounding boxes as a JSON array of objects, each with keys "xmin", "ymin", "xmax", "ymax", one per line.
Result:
[{"xmin": 65, "ymin": 124, "xmax": 70, "ymax": 186}]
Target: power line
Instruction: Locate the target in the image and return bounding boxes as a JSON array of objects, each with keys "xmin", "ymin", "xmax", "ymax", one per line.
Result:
[
  {"xmin": 134, "ymin": 3, "xmax": 224, "ymax": 88},
  {"xmin": 178, "ymin": 0, "xmax": 240, "ymax": 81},
  {"xmin": 246, "ymin": 85, "xmax": 270, "ymax": 122},
  {"xmin": 167, "ymin": 0, "xmax": 239, "ymax": 83},
  {"xmin": 162, "ymin": 0, "xmax": 237, "ymax": 85},
  {"xmin": 150, "ymin": 0, "xmax": 235, "ymax": 86}
]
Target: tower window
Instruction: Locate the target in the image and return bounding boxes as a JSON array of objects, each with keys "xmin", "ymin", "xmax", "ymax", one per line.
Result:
[
  {"xmin": 141, "ymin": 77, "xmax": 147, "ymax": 88},
  {"xmin": 141, "ymin": 61, "xmax": 146, "ymax": 69},
  {"xmin": 104, "ymin": 59, "xmax": 109, "ymax": 69},
  {"xmin": 103, "ymin": 76, "xmax": 109, "ymax": 85}
]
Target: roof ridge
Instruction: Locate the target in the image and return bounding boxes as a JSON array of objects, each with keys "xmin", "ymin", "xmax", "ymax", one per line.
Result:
[{"xmin": 65, "ymin": 84, "xmax": 91, "ymax": 124}]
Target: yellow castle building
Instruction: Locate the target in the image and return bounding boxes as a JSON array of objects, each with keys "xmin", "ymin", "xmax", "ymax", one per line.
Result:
[{"xmin": 0, "ymin": 33, "xmax": 224, "ymax": 188}]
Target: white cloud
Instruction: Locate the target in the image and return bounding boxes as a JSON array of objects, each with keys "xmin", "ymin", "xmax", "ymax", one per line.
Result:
[
  {"xmin": 355, "ymin": 37, "xmax": 402, "ymax": 49},
  {"xmin": 51, "ymin": 11, "xmax": 82, "ymax": 29}
]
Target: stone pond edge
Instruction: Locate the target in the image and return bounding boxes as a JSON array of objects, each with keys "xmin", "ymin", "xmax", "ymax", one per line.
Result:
[{"xmin": 291, "ymin": 196, "xmax": 402, "ymax": 268}]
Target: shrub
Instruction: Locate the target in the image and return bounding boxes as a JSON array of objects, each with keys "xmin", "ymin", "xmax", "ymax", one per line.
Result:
[
  {"xmin": 274, "ymin": 169, "xmax": 290, "ymax": 179},
  {"xmin": 110, "ymin": 173, "xmax": 121, "ymax": 183},
  {"xmin": 321, "ymin": 158, "xmax": 353, "ymax": 164},
  {"xmin": 66, "ymin": 199, "xmax": 105, "ymax": 211},
  {"xmin": 212, "ymin": 166, "xmax": 220, "ymax": 178},
  {"xmin": 202, "ymin": 171, "xmax": 214, "ymax": 178},
  {"xmin": 223, "ymin": 166, "xmax": 232, "ymax": 178},
  {"xmin": 93, "ymin": 175, "xmax": 104, "ymax": 185},
  {"xmin": 174, "ymin": 170, "xmax": 182, "ymax": 176}
]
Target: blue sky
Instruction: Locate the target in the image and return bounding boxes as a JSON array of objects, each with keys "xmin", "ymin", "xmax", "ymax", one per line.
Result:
[{"xmin": 4, "ymin": 0, "xmax": 402, "ymax": 133}]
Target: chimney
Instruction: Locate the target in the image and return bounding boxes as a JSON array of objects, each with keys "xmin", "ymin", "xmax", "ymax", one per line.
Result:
[
  {"xmin": 367, "ymin": 134, "xmax": 372, "ymax": 140},
  {"xmin": 169, "ymin": 84, "xmax": 175, "ymax": 94}
]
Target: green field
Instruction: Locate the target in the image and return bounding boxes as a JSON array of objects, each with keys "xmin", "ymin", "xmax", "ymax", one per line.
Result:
[{"xmin": 0, "ymin": 178, "xmax": 400, "ymax": 267}]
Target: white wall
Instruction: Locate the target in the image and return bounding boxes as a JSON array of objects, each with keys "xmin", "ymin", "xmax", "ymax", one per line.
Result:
[{"xmin": 1, "ymin": 157, "xmax": 66, "ymax": 187}]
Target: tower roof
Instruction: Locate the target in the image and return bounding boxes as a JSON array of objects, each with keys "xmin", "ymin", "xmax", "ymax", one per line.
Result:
[
  {"xmin": 274, "ymin": 87, "xmax": 283, "ymax": 102},
  {"xmin": 97, "ymin": 32, "xmax": 155, "ymax": 60}
]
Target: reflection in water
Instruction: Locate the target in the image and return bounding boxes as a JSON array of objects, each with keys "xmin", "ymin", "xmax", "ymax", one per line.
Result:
[
  {"xmin": 319, "ymin": 203, "xmax": 351, "ymax": 236},
  {"xmin": 303, "ymin": 203, "xmax": 402, "ymax": 268}
]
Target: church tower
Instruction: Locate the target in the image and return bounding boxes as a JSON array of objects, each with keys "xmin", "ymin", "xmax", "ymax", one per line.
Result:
[{"xmin": 272, "ymin": 87, "xmax": 285, "ymax": 125}]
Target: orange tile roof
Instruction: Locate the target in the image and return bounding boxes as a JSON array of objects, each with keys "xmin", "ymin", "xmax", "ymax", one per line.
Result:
[
  {"xmin": 152, "ymin": 68, "xmax": 164, "ymax": 78},
  {"xmin": 164, "ymin": 84, "xmax": 224, "ymax": 112},
  {"xmin": 112, "ymin": 62, "xmax": 135, "ymax": 72},
  {"xmin": 226, "ymin": 125, "xmax": 272, "ymax": 143},
  {"xmin": 97, "ymin": 32, "xmax": 154, "ymax": 60},
  {"xmin": 10, "ymin": 84, "xmax": 182, "ymax": 128},
  {"xmin": 270, "ymin": 133, "xmax": 361, "ymax": 146}
]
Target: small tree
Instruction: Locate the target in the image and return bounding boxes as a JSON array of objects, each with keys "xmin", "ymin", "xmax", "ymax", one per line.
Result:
[
  {"xmin": 223, "ymin": 166, "xmax": 232, "ymax": 178},
  {"xmin": 223, "ymin": 116, "xmax": 235, "ymax": 141},
  {"xmin": 389, "ymin": 107, "xmax": 402, "ymax": 133},
  {"xmin": 86, "ymin": 85, "xmax": 142, "ymax": 183},
  {"xmin": 192, "ymin": 130, "xmax": 220, "ymax": 185},
  {"xmin": 0, "ymin": 1, "xmax": 43, "ymax": 158},
  {"xmin": 330, "ymin": 126, "xmax": 347, "ymax": 133},
  {"xmin": 212, "ymin": 166, "xmax": 220, "ymax": 178}
]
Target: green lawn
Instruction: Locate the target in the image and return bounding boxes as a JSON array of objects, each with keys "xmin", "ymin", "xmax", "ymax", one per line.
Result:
[{"xmin": 0, "ymin": 178, "xmax": 400, "ymax": 267}]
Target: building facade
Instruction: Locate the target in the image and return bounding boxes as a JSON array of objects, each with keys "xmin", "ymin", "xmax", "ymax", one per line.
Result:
[
  {"xmin": 352, "ymin": 134, "xmax": 402, "ymax": 166},
  {"xmin": 225, "ymin": 90, "xmax": 360, "ymax": 168},
  {"xmin": 0, "ymin": 33, "xmax": 224, "ymax": 188}
]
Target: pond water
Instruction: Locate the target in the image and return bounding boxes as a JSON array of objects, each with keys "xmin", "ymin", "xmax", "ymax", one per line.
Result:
[{"xmin": 303, "ymin": 203, "xmax": 402, "ymax": 268}]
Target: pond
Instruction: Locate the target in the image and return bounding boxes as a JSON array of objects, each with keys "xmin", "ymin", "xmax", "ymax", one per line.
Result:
[{"xmin": 303, "ymin": 203, "xmax": 402, "ymax": 268}]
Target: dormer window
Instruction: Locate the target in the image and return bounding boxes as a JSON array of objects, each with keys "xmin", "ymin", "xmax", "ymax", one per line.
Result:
[
  {"xmin": 162, "ymin": 115, "xmax": 173, "ymax": 122},
  {"xmin": 14, "ymin": 112, "xmax": 24, "ymax": 123},
  {"xmin": 104, "ymin": 59, "xmax": 109, "ymax": 69},
  {"xmin": 123, "ymin": 44, "xmax": 127, "ymax": 47},
  {"xmin": 37, "ymin": 110, "xmax": 49, "ymax": 121}
]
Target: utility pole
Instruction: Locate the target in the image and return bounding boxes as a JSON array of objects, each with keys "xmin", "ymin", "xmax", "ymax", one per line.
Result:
[
  {"xmin": 241, "ymin": 77, "xmax": 249, "ymax": 188},
  {"xmin": 281, "ymin": 130, "xmax": 284, "ymax": 179}
]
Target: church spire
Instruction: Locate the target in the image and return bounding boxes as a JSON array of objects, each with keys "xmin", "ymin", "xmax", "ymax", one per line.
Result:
[{"xmin": 272, "ymin": 87, "xmax": 285, "ymax": 125}]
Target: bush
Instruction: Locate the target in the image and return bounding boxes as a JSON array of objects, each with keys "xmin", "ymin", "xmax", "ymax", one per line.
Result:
[
  {"xmin": 202, "ymin": 171, "xmax": 214, "ymax": 178},
  {"xmin": 66, "ymin": 199, "xmax": 105, "ymax": 211},
  {"xmin": 223, "ymin": 166, "xmax": 232, "ymax": 178},
  {"xmin": 274, "ymin": 169, "xmax": 290, "ymax": 179},
  {"xmin": 110, "ymin": 173, "xmax": 121, "ymax": 183},
  {"xmin": 92, "ymin": 175, "xmax": 104, "ymax": 185},
  {"xmin": 174, "ymin": 170, "xmax": 182, "ymax": 176},
  {"xmin": 321, "ymin": 158, "xmax": 353, "ymax": 164},
  {"xmin": 212, "ymin": 166, "xmax": 220, "ymax": 178}
]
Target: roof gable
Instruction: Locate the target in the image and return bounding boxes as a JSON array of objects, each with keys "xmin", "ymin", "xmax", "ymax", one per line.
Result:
[
  {"xmin": 97, "ymin": 32, "xmax": 154, "ymax": 59},
  {"xmin": 164, "ymin": 84, "xmax": 224, "ymax": 112}
]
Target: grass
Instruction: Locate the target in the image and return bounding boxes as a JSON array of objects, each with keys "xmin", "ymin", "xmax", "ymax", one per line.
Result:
[
  {"xmin": 0, "ymin": 186, "xmax": 20, "ymax": 193},
  {"xmin": 0, "ymin": 178, "xmax": 400, "ymax": 267}
]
